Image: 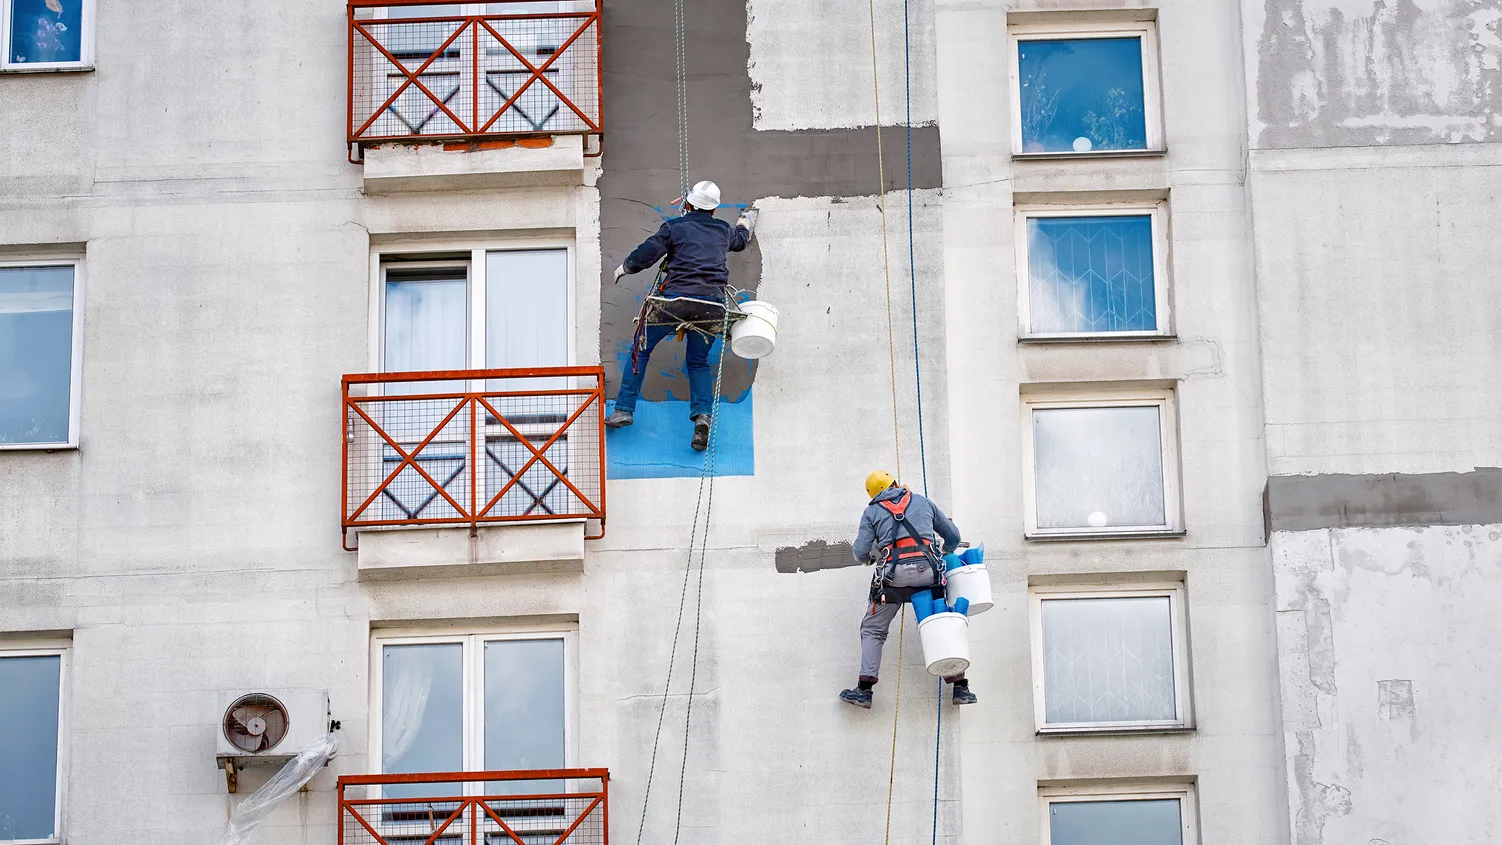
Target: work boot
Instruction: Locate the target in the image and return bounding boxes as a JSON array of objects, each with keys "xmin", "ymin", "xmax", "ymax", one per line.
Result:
[
  {"xmin": 839, "ymin": 687, "xmax": 873, "ymax": 709},
  {"xmin": 690, "ymin": 414, "xmax": 711, "ymax": 451},
  {"xmin": 951, "ymin": 683, "xmax": 978, "ymax": 706},
  {"xmin": 604, "ymin": 409, "xmax": 634, "ymax": 429}
]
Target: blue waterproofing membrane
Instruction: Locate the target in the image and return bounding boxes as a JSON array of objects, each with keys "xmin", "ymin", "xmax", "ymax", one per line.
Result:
[{"xmin": 605, "ymin": 340, "xmax": 754, "ymax": 479}]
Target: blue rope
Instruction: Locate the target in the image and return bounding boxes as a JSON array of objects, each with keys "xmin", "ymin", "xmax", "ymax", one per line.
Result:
[
  {"xmin": 904, "ymin": 0, "xmax": 927, "ymax": 497},
  {"xmin": 901, "ymin": 1, "xmax": 941, "ymax": 843}
]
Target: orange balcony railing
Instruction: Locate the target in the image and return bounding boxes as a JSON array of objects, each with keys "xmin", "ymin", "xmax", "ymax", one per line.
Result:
[
  {"xmin": 342, "ymin": 367, "xmax": 606, "ymax": 550},
  {"xmin": 338, "ymin": 769, "xmax": 609, "ymax": 845},
  {"xmin": 347, "ymin": 0, "xmax": 603, "ymax": 159}
]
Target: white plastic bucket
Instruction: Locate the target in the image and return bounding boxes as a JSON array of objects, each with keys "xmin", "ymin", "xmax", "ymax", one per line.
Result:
[
  {"xmin": 945, "ymin": 564, "xmax": 994, "ymax": 615},
  {"xmin": 730, "ymin": 300, "xmax": 780, "ymax": 359},
  {"xmin": 916, "ymin": 612, "xmax": 970, "ymax": 677}
]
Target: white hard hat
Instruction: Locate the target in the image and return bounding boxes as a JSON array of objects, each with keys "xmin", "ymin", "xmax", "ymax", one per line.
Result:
[{"xmin": 685, "ymin": 180, "xmax": 721, "ymax": 211}]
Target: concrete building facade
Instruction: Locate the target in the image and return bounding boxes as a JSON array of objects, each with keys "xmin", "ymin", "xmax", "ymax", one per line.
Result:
[{"xmin": 0, "ymin": 1, "xmax": 1496, "ymax": 845}]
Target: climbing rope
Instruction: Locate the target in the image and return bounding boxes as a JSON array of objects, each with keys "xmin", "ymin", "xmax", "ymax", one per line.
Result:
[
  {"xmin": 881, "ymin": 612, "xmax": 906, "ymax": 845},
  {"xmin": 636, "ymin": 5, "xmax": 731, "ymax": 841},
  {"xmin": 868, "ymin": 0, "xmax": 902, "ymax": 484}
]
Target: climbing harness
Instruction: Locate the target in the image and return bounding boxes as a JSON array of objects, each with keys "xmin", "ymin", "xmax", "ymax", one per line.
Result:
[{"xmin": 627, "ymin": 267, "xmax": 752, "ymax": 372}]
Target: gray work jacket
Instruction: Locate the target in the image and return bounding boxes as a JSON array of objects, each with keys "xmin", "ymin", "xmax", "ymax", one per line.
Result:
[{"xmin": 852, "ymin": 486, "xmax": 962, "ymax": 564}]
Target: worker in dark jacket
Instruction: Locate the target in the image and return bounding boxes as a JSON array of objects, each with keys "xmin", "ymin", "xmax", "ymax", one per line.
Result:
[
  {"xmin": 607, "ymin": 180, "xmax": 756, "ymax": 451},
  {"xmin": 841, "ymin": 470, "xmax": 978, "ymax": 709}
]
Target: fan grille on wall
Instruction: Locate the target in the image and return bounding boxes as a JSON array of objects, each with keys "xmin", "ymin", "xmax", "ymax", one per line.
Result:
[{"xmin": 223, "ymin": 693, "xmax": 290, "ymax": 753}]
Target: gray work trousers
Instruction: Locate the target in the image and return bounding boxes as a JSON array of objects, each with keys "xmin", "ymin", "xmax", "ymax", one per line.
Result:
[{"xmin": 859, "ymin": 561, "xmax": 944, "ymax": 680}]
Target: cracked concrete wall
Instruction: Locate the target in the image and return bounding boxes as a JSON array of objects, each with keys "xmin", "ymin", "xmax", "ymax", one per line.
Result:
[{"xmin": 1273, "ymin": 524, "xmax": 1502, "ymax": 844}]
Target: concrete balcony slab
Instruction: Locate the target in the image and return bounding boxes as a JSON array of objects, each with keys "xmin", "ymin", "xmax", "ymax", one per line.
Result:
[
  {"xmin": 361, "ymin": 135, "xmax": 585, "ymax": 193},
  {"xmin": 355, "ymin": 520, "xmax": 585, "ymax": 580}
]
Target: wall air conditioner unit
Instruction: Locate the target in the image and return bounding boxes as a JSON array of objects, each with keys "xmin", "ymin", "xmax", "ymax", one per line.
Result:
[{"xmin": 215, "ymin": 689, "xmax": 331, "ymax": 792}]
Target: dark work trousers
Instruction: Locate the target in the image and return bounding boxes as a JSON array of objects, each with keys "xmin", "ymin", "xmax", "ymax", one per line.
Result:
[{"xmin": 858, "ymin": 561, "xmax": 967, "ymax": 683}]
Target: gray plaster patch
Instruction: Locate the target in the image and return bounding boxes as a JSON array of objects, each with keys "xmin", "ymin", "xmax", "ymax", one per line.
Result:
[
  {"xmin": 1377, "ymin": 679, "xmax": 1415, "ymax": 720},
  {"xmin": 598, "ymin": 0, "xmax": 943, "ymax": 400},
  {"xmin": 1257, "ymin": 0, "xmax": 1502, "ymax": 148},
  {"xmin": 1265, "ymin": 468, "xmax": 1502, "ymax": 532},
  {"xmin": 774, "ymin": 539, "xmax": 859, "ymax": 573}
]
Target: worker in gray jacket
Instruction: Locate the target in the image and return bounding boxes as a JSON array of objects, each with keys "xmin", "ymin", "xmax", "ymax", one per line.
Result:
[{"xmin": 841, "ymin": 470, "xmax": 978, "ymax": 709}]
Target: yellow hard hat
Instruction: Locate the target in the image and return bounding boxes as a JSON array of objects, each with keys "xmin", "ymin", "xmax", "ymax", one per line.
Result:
[{"xmin": 865, "ymin": 470, "xmax": 897, "ymax": 500}]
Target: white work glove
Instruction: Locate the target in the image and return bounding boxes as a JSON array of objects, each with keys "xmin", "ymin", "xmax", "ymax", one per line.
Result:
[
  {"xmin": 736, "ymin": 208, "xmax": 759, "ymax": 237},
  {"xmin": 613, "ymin": 264, "xmax": 628, "ymax": 284}
]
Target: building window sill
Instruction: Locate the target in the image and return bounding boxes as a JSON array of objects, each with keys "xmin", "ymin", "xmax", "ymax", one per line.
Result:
[
  {"xmin": 0, "ymin": 64, "xmax": 95, "ymax": 74},
  {"xmin": 1037, "ymin": 725, "xmax": 1194, "ymax": 738},
  {"xmin": 1018, "ymin": 333, "xmax": 1177, "ymax": 344},
  {"xmin": 1012, "ymin": 148, "xmax": 1167, "ymax": 162},
  {"xmin": 1025, "ymin": 529, "xmax": 1186, "ymax": 542},
  {"xmin": 0, "ymin": 443, "xmax": 79, "ymax": 452}
]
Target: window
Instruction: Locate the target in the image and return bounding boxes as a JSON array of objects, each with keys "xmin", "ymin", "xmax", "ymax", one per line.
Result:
[
  {"xmin": 371, "ymin": 629, "xmax": 575, "ymax": 800},
  {"xmin": 375, "ymin": 245, "xmax": 572, "ymax": 378},
  {"xmin": 1, "ymin": 0, "xmax": 92, "ymax": 70},
  {"xmin": 1021, "ymin": 388, "xmax": 1181, "ymax": 538},
  {"xmin": 0, "ymin": 645, "xmax": 67, "ymax": 843},
  {"xmin": 1040, "ymin": 783, "xmax": 1197, "ymax": 845},
  {"xmin": 1010, "ymin": 21, "xmax": 1162, "ymax": 155},
  {"xmin": 1017, "ymin": 203, "xmax": 1170, "ymax": 338},
  {"xmin": 0, "ymin": 260, "xmax": 82, "ymax": 449},
  {"xmin": 1030, "ymin": 582, "xmax": 1191, "ymax": 732}
]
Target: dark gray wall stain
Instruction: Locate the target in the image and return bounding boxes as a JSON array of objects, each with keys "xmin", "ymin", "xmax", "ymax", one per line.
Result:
[
  {"xmin": 1258, "ymin": 0, "xmax": 1502, "ymax": 148},
  {"xmin": 599, "ymin": 0, "xmax": 942, "ymax": 400},
  {"xmin": 773, "ymin": 539, "xmax": 859, "ymax": 573},
  {"xmin": 1265, "ymin": 468, "xmax": 1502, "ymax": 532}
]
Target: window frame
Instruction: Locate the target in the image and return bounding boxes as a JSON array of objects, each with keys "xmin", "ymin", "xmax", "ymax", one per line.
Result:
[
  {"xmin": 1038, "ymin": 781, "xmax": 1199, "ymax": 845},
  {"xmin": 0, "ymin": 0, "xmax": 96, "ymax": 72},
  {"xmin": 0, "ymin": 641, "xmax": 70, "ymax": 845},
  {"xmin": 1008, "ymin": 20, "xmax": 1164, "ymax": 158},
  {"xmin": 367, "ymin": 624, "xmax": 579, "ymax": 795},
  {"xmin": 1020, "ymin": 387, "xmax": 1183, "ymax": 539},
  {"xmin": 1029, "ymin": 581, "xmax": 1193, "ymax": 734},
  {"xmin": 368, "ymin": 238, "xmax": 578, "ymax": 379},
  {"xmin": 0, "ymin": 257, "xmax": 84, "ymax": 451},
  {"xmin": 1015, "ymin": 201, "xmax": 1173, "ymax": 340}
]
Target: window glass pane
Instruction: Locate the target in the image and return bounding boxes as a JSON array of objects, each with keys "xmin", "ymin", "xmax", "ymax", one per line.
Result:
[
  {"xmin": 1018, "ymin": 37, "xmax": 1147, "ymax": 153},
  {"xmin": 1049, "ymin": 798, "xmax": 1182, "ymax": 845},
  {"xmin": 382, "ymin": 643, "xmax": 464, "ymax": 799},
  {"xmin": 1033, "ymin": 406, "xmax": 1165, "ymax": 529},
  {"xmin": 8, "ymin": 0, "xmax": 82, "ymax": 64},
  {"xmin": 1027, "ymin": 215, "xmax": 1156, "ymax": 333},
  {"xmin": 0, "ymin": 266, "xmax": 74, "ymax": 445},
  {"xmin": 0, "ymin": 654, "xmax": 61, "ymax": 840},
  {"xmin": 484, "ymin": 638, "xmax": 564, "ymax": 793},
  {"xmin": 1042, "ymin": 596, "xmax": 1176, "ymax": 724},
  {"xmin": 385, "ymin": 268, "xmax": 468, "ymax": 401},
  {"xmin": 485, "ymin": 249, "xmax": 568, "ymax": 371}
]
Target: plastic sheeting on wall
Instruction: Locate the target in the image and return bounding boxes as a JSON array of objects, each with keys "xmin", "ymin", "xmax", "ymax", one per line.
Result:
[{"xmin": 220, "ymin": 731, "xmax": 340, "ymax": 845}]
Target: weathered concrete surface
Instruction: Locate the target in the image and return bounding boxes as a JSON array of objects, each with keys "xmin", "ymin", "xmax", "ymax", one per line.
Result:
[
  {"xmin": 1251, "ymin": 0, "xmax": 1502, "ymax": 147},
  {"xmin": 1266, "ymin": 468, "xmax": 1502, "ymax": 531},
  {"xmin": 1273, "ymin": 524, "xmax": 1502, "ymax": 844},
  {"xmin": 598, "ymin": 0, "xmax": 942, "ymax": 402}
]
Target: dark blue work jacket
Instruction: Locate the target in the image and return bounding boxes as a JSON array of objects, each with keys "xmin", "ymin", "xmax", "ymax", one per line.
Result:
[{"xmin": 624, "ymin": 211, "xmax": 752, "ymax": 299}]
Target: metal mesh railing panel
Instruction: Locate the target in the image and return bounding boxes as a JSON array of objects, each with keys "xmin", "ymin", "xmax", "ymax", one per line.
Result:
[
  {"xmin": 339, "ymin": 773, "xmax": 608, "ymax": 845},
  {"xmin": 350, "ymin": 5, "xmax": 601, "ymax": 145},
  {"xmin": 343, "ymin": 370, "xmax": 605, "ymax": 532}
]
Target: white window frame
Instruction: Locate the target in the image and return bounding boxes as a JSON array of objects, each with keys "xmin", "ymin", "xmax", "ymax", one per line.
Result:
[
  {"xmin": 1008, "ymin": 20, "xmax": 1164, "ymax": 157},
  {"xmin": 1020, "ymin": 387, "xmax": 1183, "ymax": 539},
  {"xmin": 368, "ymin": 239, "xmax": 578, "ymax": 377},
  {"xmin": 0, "ymin": 0, "xmax": 95, "ymax": 72},
  {"xmin": 1030, "ymin": 581, "xmax": 1192, "ymax": 734},
  {"xmin": 367, "ymin": 624, "xmax": 579, "ymax": 794},
  {"xmin": 0, "ymin": 257, "xmax": 84, "ymax": 451},
  {"xmin": 1016, "ymin": 201, "xmax": 1172, "ymax": 340},
  {"xmin": 1039, "ymin": 781, "xmax": 1198, "ymax": 845},
  {"xmin": 0, "ymin": 641, "xmax": 70, "ymax": 845}
]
